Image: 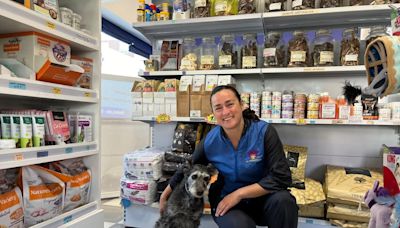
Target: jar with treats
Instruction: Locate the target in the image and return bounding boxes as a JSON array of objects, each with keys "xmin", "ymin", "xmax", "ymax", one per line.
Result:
[
  {"xmin": 238, "ymin": 0, "xmax": 256, "ymax": 14},
  {"xmin": 218, "ymin": 34, "xmax": 238, "ymax": 69},
  {"xmin": 365, "ymin": 25, "xmax": 389, "ymax": 47},
  {"xmin": 194, "ymin": 0, "xmax": 211, "ymax": 18},
  {"xmin": 312, "ymin": 29, "xmax": 334, "ymax": 67},
  {"xmin": 212, "ymin": 0, "xmax": 239, "ymax": 16},
  {"xmin": 180, "ymin": 37, "xmax": 199, "ymax": 71},
  {"xmin": 340, "ymin": 28, "xmax": 360, "ymax": 66},
  {"xmin": 292, "ymin": 0, "xmax": 315, "ymax": 10},
  {"xmin": 288, "ymin": 31, "xmax": 309, "ymax": 67},
  {"xmin": 320, "ymin": 0, "xmax": 339, "ymax": 8},
  {"xmin": 264, "ymin": 31, "xmax": 286, "ymax": 67},
  {"xmin": 200, "ymin": 37, "xmax": 217, "ymax": 70},
  {"xmin": 265, "ymin": 0, "xmax": 284, "ymax": 12},
  {"xmin": 241, "ymin": 34, "xmax": 258, "ymax": 69}
]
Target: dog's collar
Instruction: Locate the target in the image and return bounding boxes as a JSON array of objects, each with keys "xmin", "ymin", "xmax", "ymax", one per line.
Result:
[{"xmin": 185, "ymin": 181, "xmax": 191, "ymax": 195}]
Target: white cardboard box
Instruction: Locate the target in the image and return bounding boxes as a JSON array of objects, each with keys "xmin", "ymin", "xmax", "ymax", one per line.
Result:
[
  {"xmin": 153, "ymin": 92, "xmax": 165, "ymax": 104},
  {"xmin": 143, "ymin": 92, "xmax": 154, "ymax": 104},
  {"xmin": 131, "ymin": 92, "xmax": 143, "ymax": 117},
  {"xmin": 218, "ymin": 75, "xmax": 236, "ymax": 86},
  {"xmin": 165, "ymin": 92, "xmax": 177, "ymax": 116},
  {"xmin": 154, "ymin": 104, "xmax": 166, "ymax": 116},
  {"xmin": 206, "ymin": 75, "xmax": 218, "ymax": 91},
  {"xmin": 143, "ymin": 103, "xmax": 154, "ymax": 116}
]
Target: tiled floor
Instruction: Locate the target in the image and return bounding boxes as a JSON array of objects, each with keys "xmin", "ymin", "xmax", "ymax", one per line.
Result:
[{"xmin": 102, "ymin": 198, "xmax": 124, "ymax": 228}]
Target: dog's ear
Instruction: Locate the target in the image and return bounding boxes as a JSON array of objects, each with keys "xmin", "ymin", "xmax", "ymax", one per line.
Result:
[
  {"xmin": 206, "ymin": 163, "xmax": 217, "ymax": 176},
  {"xmin": 182, "ymin": 160, "xmax": 193, "ymax": 174}
]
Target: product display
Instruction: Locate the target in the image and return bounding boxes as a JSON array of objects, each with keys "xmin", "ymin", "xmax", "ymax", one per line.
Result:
[
  {"xmin": 284, "ymin": 145, "xmax": 308, "ymax": 186},
  {"xmin": 194, "ymin": 0, "xmax": 211, "ymax": 17},
  {"xmin": 265, "ymin": 0, "xmax": 284, "ymax": 11},
  {"xmin": 200, "ymin": 37, "xmax": 217, "ymax": 70},
  {"xmin": 320, "ymin": 0, "xmax": 340, "ymax": 7},
  {"xmin": 218, "ymin": 34, "xmax": 238, "ymax": 69},
  {"xmin": 312, "ymin": 29, "xmax": 334, "ymax": 66},
  {"xmin": 238, "ymin": 0, "xmax": 256, "ymax": 14},
  {"xmin": 212, "ymin": 0, "xmax": 238, "ymax": 16},
  {"xmin": 292, "ymin": 0, "xmax": 314, "ymax": 10},
  {"xmin": 241, "ymin": 33, "xmax": 258, "ymax": 69},
  {"xmin": 180, "ymin": 37, "xmax": 199, "ymax": 71},
  {"xmin": 264, "ymin": 32, "xmax": 285, "ymax": 67},
  {"xmin": 340, "ymin": 28, "xmax": 360, "ymax": 66},
  {"xmin": 288, "ymin": 31, "xmax": 309, "ymax": 67}
]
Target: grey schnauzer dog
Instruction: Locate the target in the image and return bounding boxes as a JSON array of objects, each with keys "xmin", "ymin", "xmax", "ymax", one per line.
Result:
[{"xmin": 155, "ymin": 163, "xmax": 216, "ymax": 228}]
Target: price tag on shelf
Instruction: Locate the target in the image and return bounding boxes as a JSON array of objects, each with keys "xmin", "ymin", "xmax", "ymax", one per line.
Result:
[
  {"xmin": 15, "ymin": 154, "xmax": 23, "ymax": 161},
  {"xmin": 9, "ymin": 82, "xmax": 26, "ymax": 90},
  {"xmin": 281, "ymin": 120, "xmax": 287, "ymax": 123},
  {"xmin": 303, "ymin": 67, "xmax": 325, "ymax": 72},
  {"xmin": 143, "ymin": 72, "xmax": 150, "ymax": 76},
  {"xmin": 47, "ymin": 21, "xmax": 56, "ymax": 29},
  {"xmin": 296, "ymin": 118, "xmax": 306, "ymax": 125},
  {"xmin": 65, "ymin": 147, "xmax": 73, "ymax": 154},
  {"xmin": 332, "ymin": 119, "xmax": 344, "ymax": 124},
  {"xmin": 366, "ymin": 120, "xmax": 375, "ymax": 125},
  {"xmin": 37, "ymin": 151, "xmax": 49, "ymax": 158},
  {"xmin": 63, "ymin": 215, "xmax": 72, "ymax": 224},
  {"xmin": 156, "ymin": 114, "xmax": 171, "ymax": 123},
  {"xmin": 84, "ymin": 92, "xmax": 91, "ymax": 97},
  {"xmin": 309, "ymin": 120, "xmax": 316, "ymax": 124},
  {"xmin": 52, "ymin": 88, "xmax": 62, "ymax": 94},
  {"xmin": 205, "ymin": 114, "xmax": 217, "ymax": 125}
]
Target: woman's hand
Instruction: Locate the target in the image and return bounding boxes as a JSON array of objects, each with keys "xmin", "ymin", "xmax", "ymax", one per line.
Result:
[
  {"xmin": 215, "ymin": 190, "xmax": 242, "ymax": 217},
  {"xmin": 159, "ymin": 185, "xmax": 173, "ymax": 214}
]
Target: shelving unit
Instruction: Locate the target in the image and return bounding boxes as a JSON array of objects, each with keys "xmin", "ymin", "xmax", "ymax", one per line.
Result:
[
  {"xmin": 130, "ymin": 4, "xmax": 400, "ymax": 228},
  {"xmin": 0, "ymin": 0, "xmax": 103, "ymax": 227}
]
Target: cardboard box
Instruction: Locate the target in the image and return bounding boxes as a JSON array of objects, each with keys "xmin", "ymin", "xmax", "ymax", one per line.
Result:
[
  {"xmin": 142, "ymin": 92, "xmax": 154, "ymax": 104},
  {"xmin": 205, "ymin": 75, "xmax": 218, "ymax": 91},
  {"xmin": 218, "ymin": 75, "xmax": 236, "ymax": 86},
  {"xmin": 160, "ymin": 41, "xmax": 179, "ymax": 71},
  {"xmin": 143, "ymin": 103, "xmax": 154, "ymax": 116},
  {"xmin": 190, "ymin": 85, "xmax": 204, "ymax": 118},
  {"xmin": 177, "ymin": 76, "xmax": 192, "ymax": 117},
  {"xmin": 26, "ymin": 0, "xmax": 60, "ymax": 21},
  {"xmin": 131, "ymin": 92, "xmax": 143, "ymax": 117},
  {"xmin": 0, "ymin": 32, "xmax": 83, "ymax": 85},
  {"xmin": 202, "ymin": 91, "xmax": 212, "ymax": 117},
  {"xmin": 143, "ymin": 80, "xmax": 161, "ymax": 92},
  {"xmin": 165, "ymin": 92, "xmax": 177, "ymax": 117},
  {"xmin": 71, "ymin": 56, "xmax": 93, "ymax": 89},
  {"xmin": 165, "ymin": 79, "xmax": 179, "ymax": 92},
  {"xmin": 154, "ymin": 104, "xmax": 166, "ymax": 116},
  {"xmin": 153, "ymin": 92, "xmax": 165, "ymax": 116}
]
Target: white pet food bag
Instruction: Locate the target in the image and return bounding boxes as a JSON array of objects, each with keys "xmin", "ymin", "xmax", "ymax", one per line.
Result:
[
  {"xmin": 120, "ymin": 177, "xmax": 156, "ymax": 205},
  {"xmin": 22, "ymin": 166, "xmax": 65, "ymax": 227},
  {"xmin": 123, "ymin": 147, "xmax": 164, "ymax": 180},
  {"xmin": 49, "ymin": 161, "xmax": 91, "ymax": 212},
  {"xmin": 0, "ymin": 187, "xmax": 23, "ymax": 228}
]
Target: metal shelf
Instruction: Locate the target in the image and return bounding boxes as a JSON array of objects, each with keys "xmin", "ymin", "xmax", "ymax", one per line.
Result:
[
  {"xmin": 0, "ymin": 76, "xmax": 98, "ymax": 103},
  {"xmin": 0, "ymin": 0, "xmax": 99, "ymax": 51}
]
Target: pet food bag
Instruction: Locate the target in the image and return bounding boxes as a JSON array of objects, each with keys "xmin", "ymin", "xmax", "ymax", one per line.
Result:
[
  {"xmin": 325, "ymin": 165, "xmax": 382, "ymax": 206},
  {"xmin": 45, "ymin": 111, "xmax": 70, "ymax": 143},
  {"xmin": 22, "ymin": 166, "xmax": 65, "ymax": 227},
  {"xmin": 330, "ymin": 219, "xmax": 368, "ymax": 228},
  {"xmin": 172, "ymin": 123, "xmax": 200, "ymax": 154},
  {"xmin": 120, "ymin": 177, "xmax": 156, "ymax": 205},
  {"xmin": 0, "ymin": 187, "xmax": 23, "ymax": 228},
  {"xmin": 327, "ymin": 202, "xmax": 370, "ymax": 223},
  {"xmin": 48, "ymin": 159, "xmax": 91, "ymax": 212},
  {"xmin": 123, "ymin": 147, "xmax": 164, "ymax": 180},
  {"xmin": 289, "ymin": 178, "xmax": 325, "ymax": 218},
  {"xmin": 284, "ymin": 145, "xmax": 308, "ymax": 186}
]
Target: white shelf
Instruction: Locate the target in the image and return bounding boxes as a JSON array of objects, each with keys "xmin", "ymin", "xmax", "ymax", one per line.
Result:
[
  {"xmin": 0, "ymin": 142, "xmax": 98, "ymax": 169},
  {"xmin": 0, "ymin": 76, "xmax": 98, "ymax": 103},
  {"xmin": 30, "ymin": 201, "xmax": 99, "ymax": 228},
  {"xmin": 262, "ymin": 4, "xmax": 396, "ymax": 30},
  {"xmin": 0, "ymin": 0, "xmax": 99, "ymax": 51},
  {"xmin": 139, "ymin": 66, "xmax": 365, "ymax": 77},
  {"xmin": 133, "ymin": 116, "xmax": 400, "ymax": 126}
]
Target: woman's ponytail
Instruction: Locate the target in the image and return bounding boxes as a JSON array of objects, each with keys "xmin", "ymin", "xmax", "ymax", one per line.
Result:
[{"xmin": 242, "ymin": 108, "xmax": 260, "ymax": 121}]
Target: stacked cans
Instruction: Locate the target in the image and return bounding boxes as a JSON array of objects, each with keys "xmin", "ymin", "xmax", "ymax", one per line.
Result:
[
  {"xmin": 294, "ymin": 93, "xmax": 307, "ymax": 119},
  {"xmin": 281, "ymin": 92, "xmax": 294, "ymax": 119},
  {"xmin": 272, "ymin": 91, "xmax": 282, "ymax": 119},
  {"xmin": 250, "ymin": 92, "xmax": 261, "ymax": 117},
  {"xmin": 307, "ymin": 93, "xmax": 320, "ymax": 119},
  {"xmin": 261, "ymin": 91, "xmax": 272, "ymax": 118},
  {"xmin": 241, "ymin": 93, "xmax": 250, "ymax": 110}
]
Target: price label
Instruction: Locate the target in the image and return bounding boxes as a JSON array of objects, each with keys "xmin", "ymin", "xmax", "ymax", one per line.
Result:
[
  {"xmin": 366, "ymin": 120, "xmax": 374, "ymax": 125},
  {"xmin": 156, "ymin": 114, "xmax": 171, "ymax": 123},
  {"xmin": 65, "ymin": 147, "xmax": 73, "ymax": 154},
  {"xmin": 281, "ymin": 120, "xmax": 287, "ymax": 123},
  {"xmin": 206, "ymin": 114, "xmax": 217, "ymax": 125},
  {"xmin": 52, "ymin": 88, "xmax": 62, "ymax": 94},
  {"xmin": 309, "ymin": 120, "xmax": 316, "ymax": 124},
  {"xmin": 84, "ymin": 92, "xmax": 91, "ymax": 97},
  {"xmin": 63, "ymin": 215, "xmax": 72, "ymax": 224},
  {"xmin": 15, "ymin": 154, "xmax": 23, "ymax": 161},
  {"xmin": 296, "ymin": 118, "xmax": 306, "ymax": 125},
  {"xmin": 9, "ymin": 82, "xmax": 26, "ymax": 90},
  {"xmin": 37, "ymin": 151, "xmax": 49, "ymax": 158},
  {"xmin": 143, "ymin": 72, "xmax": 150, "ymax": 76},
  {"xmin": 47, "ymin": 21, "xmax": 56, "ymax": 29}
]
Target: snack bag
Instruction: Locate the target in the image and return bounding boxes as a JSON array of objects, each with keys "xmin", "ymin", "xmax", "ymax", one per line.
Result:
[
  {"xmin": 22, "ymin": 166, "xmax": 65, "ymax": 227},
  {"xmin": 0, "ymin": 187, "xmax": 23, "ymax": 228}
]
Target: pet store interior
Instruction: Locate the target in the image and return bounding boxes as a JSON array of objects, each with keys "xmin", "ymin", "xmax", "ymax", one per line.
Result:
[{"xmin": 0, "ymin": 0, "xmax": 400, "ymax": 227}]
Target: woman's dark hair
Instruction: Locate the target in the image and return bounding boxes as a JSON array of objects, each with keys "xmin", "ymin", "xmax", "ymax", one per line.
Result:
[{"xmin": 210, "ymin": 85, "xmax": 260, "ymax": 121}]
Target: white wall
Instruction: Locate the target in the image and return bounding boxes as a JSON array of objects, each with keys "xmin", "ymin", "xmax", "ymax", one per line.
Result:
[{"xmin": 102, "ymin": 0, "xmax": 139, "ymax": 24}]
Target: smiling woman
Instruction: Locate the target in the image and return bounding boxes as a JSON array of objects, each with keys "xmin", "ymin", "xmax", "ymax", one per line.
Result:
[{"xmin": 160, "ymin": 85, "xmax": 299, "ymax": 228}]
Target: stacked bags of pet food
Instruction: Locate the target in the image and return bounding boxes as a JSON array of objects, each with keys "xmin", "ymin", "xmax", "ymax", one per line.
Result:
[
  {"xmin": 285, "ymin": 145, "xmax": 326, "ymax": 218},
  {"xmin": 0, "ymin": 158, "xmax": 91, "ymax": 227},
  {"xmin": 155, "ymin": 123, "xmax": 212, "ymax": 202},
  {"xmin": 121, "ymin": 147, "xmax": 164, "ymax": 205},
  {"xmin": 325, "ymin": 165, "xmax": 382, "ymax": 227}
]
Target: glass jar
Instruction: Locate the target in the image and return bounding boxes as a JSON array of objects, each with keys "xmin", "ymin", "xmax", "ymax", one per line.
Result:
[
  {"xmin": 292, "ymin": 0, "xmax": 315, "ymax": 10},
  {"xmin": 340, "ymin": 28, "xmax": 360, "ymax": 66},
  {"xmin": 312, "ymin": 29, "xmax": 334, "ymax": 67},
  {"xmin": 263, "ymin": 32, "xmax": 286, "ymax": 67},
  {"xmin": 241, "ymin": 34, "xmax": 258, "ymax": 69},
  {"xmin": 238, "ymin": 0, "xmax": 256, "ymax": 14},
  {"xmin": 200, "ymin": 37, "xmax": 217, "ymax": 70},
  {"xmin": 320, "ymin": 0, "xmax": 339, "ymax": 7},
  {"xmin": 180, "ymin": 37, "xmax": 199, "ymax": 71},
  {"xmin": 265, "ymin": 0, "xmax": 284, "ymax": 12},
  {"xmin": 366, "ymin": 25, "xmax": 389, "ymax": 47},
  {"xmin": 218, "ymin": 34, "xmax": 238, "ymax": 69},
  {"xmin": 194, "ymin": 0, "xmax": 211, "ymax": 18},
  {"xmin": 288, "ymin": 31, "xmax": 309, "ymax": 67}
]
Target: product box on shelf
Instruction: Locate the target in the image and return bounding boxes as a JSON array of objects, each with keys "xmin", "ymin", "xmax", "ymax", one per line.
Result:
[
  {"xmin": 203, "ymin": 75, "xmax": 218, "ymax": 117},
  {"xmin": 0, "ymin": 32, "xmax": 83, "ymax": 85},
  {"xmin": 190, "ymin": 75, "xmax": 205, "ymax": 118},
  {"xmin": 217, "ymin": 75, "xmax": 236, "ymax": 86},
  {"xmin": 25, "ymin": 0, "xmax": 60, "ymax": 21},
  {"xmin": 153, "ymin": 92, "xmax": 165, "ymax": 116},
  {"xmin": 131, "ymin": 81, "xmax": 143, "ymax": 117},
  {"xmin": 164, "ymin": 79, "xmax": 178, "ymax": 116},
  {"xmin": 177, "ymin": 76, "xmax": 192, "ymax": 117},
  {"xmin": 71, "ymin": 56, "xmax": 93, "ymax": 89},
  {"xmin": 160, "ymin": 40, "xmax": 180, "ymax": 71},
  {"xmin": 143, "ymin": 92, "xmax": 154, "ymax": 117},
  {"xmin": 383, "ymin": 148, "xmax": 400, "ymax": 196}
]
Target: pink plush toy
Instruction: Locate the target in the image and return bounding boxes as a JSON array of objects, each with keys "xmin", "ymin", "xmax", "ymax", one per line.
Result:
[{"xmin": 364, "ymin": 180, "xmax": 395, "ymax": 228}]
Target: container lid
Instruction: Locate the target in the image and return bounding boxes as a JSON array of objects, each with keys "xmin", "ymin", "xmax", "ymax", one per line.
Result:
[
  {"xmin": 0, "ymin": 140, "xmax": 16, "ymax": 149},
  {"xmin": 243, "ymin": 33, "xmax": 256, "ymax": 40},
  {"xmin": 316, "ymin": 29, "xmax": 330, "ymax": 36},
  {"xmin": 221, "ymin": 34, "xmax": 235, "ymax": 40},
  {"xmin": 202, "ymin": 37, "xmax": 215, "ymax": 42},
  {"xmin": 73, "ymin": 13, "xmax": 82, "ymax": 19},
  {"xmin": 59, "ymin": 7, "xmax": 73, "ymax": 13}
]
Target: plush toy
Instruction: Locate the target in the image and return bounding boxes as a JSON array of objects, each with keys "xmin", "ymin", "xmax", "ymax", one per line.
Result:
[
  {"xmin": 391, "ymin": 194, "xmax": 400, "ymax": 228},
  {"xmin": 364, "ymin": 180, "xmax": 395, "ymax": 228}
]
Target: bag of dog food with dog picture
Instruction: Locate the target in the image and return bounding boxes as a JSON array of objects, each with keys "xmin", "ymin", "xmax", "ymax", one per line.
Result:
[
  {"xmin": 123, "ymin": 147, "xmax": 164, "ymax": 180},
  {"xmin": 22, "ymin": 166, "xmax": 65, "ymax": 227},
  {"xmin": 284, "ymin": 145, "xmax": 308, "ymax": 188},
  {"xmin": 172, "ymin": 123, "xmax": 200, "ymax": 154},
  {"xmin": 120, "ymin": 178, "xmax": 156, "ymax": 205},
  {"xmin": 48, "ymin": 159, "xmax": 91, "ymax": 212},
  {"xmin": 0, "ymin": 187, "xmax": 24, "ymax": 228}
]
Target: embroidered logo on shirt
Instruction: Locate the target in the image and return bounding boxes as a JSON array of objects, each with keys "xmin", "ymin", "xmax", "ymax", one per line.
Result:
[{"xmin": 246, "ymin": 150, "xmax": 261, "ymax": 163}]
